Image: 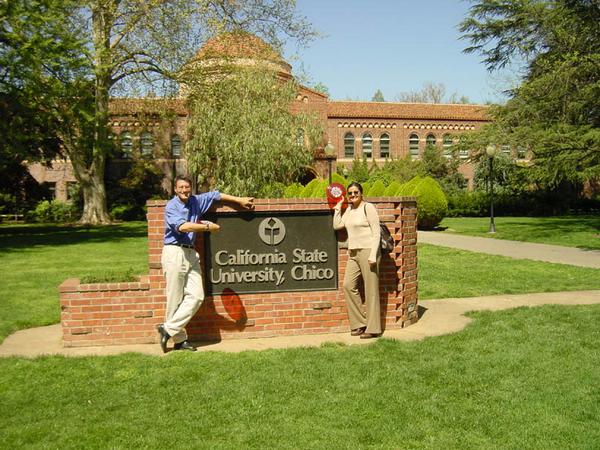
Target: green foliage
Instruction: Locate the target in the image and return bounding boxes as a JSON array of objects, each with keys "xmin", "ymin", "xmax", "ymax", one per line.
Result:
[
  {"xmin": 367, "ymin": 180, "xmax": 386, "ymax": 197},
  {"xmin": 371, "ymin": 89, "xmax": 385, "ymax": 102},
  {"xmin": 283, "ymin": 183, "xmax": 303, "ymax": 198},
  {"xmin": 106, "ymin": 160, "xmax": 165, "ymax": 221},
  {"xmin": 398, "ymin": 176, "xmax": 422, "ymax": 195},
  {"xmin": 258, "ymin": 182, "xmax": 286, "ymax": 199},
  {"xmin": 346, "ymin": 158, "xmax": 371, "ymax": 183},
  {"xmin": 384, "ymin": 181, "xmax": 402, "ymax": 196},
  {"xmin": 299, "ymin": 178, "xmax": 321, "ymax": 198},
  {"xmin": 411, "ymin": 177, "xmax": 448, "ymax": 229},
  {"xmin": 186, "ymin": 65, "xmax": 323, "ymax": 196},
  {"xmin": 330, "ymin": 172, "xmax": 348, "ymax": 186},
  {"xmin": 460, "ymin": 0, "xmax": 600, "ymax": 186},
  {"xmin": 80, "ymin": 268, "xmax": 139, "ymax": 284},
  {"xmin": 27, "ymin": 200, "xmax": 77, "ymax": 223}
]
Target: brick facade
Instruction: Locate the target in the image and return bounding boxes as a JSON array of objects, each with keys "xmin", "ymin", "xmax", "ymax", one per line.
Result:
[{"xmin": 60, "ymin": 197, "xmax": 419, "ymax": 347}]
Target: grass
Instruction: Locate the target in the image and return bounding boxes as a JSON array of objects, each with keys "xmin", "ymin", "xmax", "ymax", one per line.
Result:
[
  {"xmin": 418, "ymin": 243, "xmax": 600, "ymax": 299},
  {"xmin": 440, "ymin": 215, "xmax": 600, "ymax": 250},
  {"xmin": 2, "ymin": 221, "xmax": 600, "ymax": 343},
  {"xmin": 0, "ymin": 223, "xmax": 148, "ymax": 342},
  {"xmin": 0, "ymin": 304, "xmax": 599, "ymax": 448}
]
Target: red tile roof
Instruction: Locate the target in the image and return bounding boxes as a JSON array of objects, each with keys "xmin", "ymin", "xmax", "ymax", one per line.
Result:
[
  {"xmin": 328, "ymin": 101, "xmax": 490, "ymax": 121},
  {"xmin": 109, "ymin": 98, "xmax": 187, "ymax": 116}
]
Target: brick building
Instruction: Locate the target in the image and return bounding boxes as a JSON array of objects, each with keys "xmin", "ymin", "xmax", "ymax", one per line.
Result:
[{"xmin": 29, "ymin": 32, "xmax": 491, "ymax": 201}]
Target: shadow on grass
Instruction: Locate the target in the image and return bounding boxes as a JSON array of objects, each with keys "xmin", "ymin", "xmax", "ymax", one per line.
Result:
[{"xmin": 0, "ymin": 222, "xmax": 148, "ymax": 253}]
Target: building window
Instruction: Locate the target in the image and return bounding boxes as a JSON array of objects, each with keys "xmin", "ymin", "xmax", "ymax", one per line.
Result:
[
  {"xmin": 42, "ymin": 182, "xmax": 56, "ymax": 200},
  {"xmin": 362, "ymin": 133, "xmax": 373, "ymax": 158},
  {"xmin": 171, "ymin": 135, "xmax": 182, "ymax": 158},
  {"xmin": 426, "ymin": 133, "xmax": 436, "ymax": 147},
  {"xmin": 344, "ymin": 132, "xmax": 355, "ymax": 158},
  {"xmin": 443, "ymin": 134, "xmax": 453, "ymax": 158},
  {"xmin": 517, "ymin": 146, "xmax": 527, "ymax": 159},
  {"xmin": 409, "ymin": 133, "xmax": 420, "ymax": 159},
  {"xmin": 501, "ymin": 144, "xmax": 511, "ymax": 156},
  {"xmin": 380, "ymin": 133, "xmax": 390, "ymax": 158},
  {"xmin": 140, "ymin": 132, "xmax": 154, "ymax": 158},
  {"xmin": 120, "ymin": 132, "xmax": 133, "ymax": 159}
]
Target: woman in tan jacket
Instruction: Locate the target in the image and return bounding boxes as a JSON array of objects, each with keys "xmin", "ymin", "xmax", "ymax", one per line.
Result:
[{"xmin": 333, "ymin": 182, "xmax": 382, "ymax": 339}]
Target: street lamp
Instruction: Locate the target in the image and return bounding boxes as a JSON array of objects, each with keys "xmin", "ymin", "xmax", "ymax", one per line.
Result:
[
  {"xmin": 486, "ymin": 144, "xmax": 498, "ymax": 233},
  {"xmin": 324, "ymin": 141, "xmax": 335, "ymax": 184}
]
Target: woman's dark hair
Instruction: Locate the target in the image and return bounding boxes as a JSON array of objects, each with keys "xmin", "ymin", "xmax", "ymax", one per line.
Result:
[{"xmin": 347, "ymin": 182, "xmax": 363, "ymax": 194}]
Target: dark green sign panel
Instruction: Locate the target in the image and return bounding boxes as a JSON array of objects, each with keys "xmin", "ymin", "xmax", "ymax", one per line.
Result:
[{"xmin": 204, "ymin": 211, "xmax": 338, "ymax": 295}]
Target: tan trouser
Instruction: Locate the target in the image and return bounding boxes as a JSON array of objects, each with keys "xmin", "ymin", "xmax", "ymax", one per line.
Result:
[
  {"xmin": 343, "ymin": 248, "xmax": 381, "ymax": 334},
  {"xmin": 161, "ymin": 245, "xmax": 205, "ymax": 344}
]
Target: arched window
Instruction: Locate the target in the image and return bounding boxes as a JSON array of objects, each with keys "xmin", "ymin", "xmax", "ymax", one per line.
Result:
[
  {"xmin": 344, "ymin": 132, "xmax": 355, "ymax": 158},
  {"xmin": 362, "ymin": 133, "xmax": 373, "ymax": 158},
  {"xmin": 443, "ymin": 134, "xmax": 453, "ymax": 158},
  {"xmin": 140, "ymin": 132, "xmax": 154, "ymax": 158},
  {"xmin": 171, "ymin": 135, "xmax": 182, "ymax": 158},
  {"xmin": 501, "ymin": 144, "xmax": 511, "ymax": 156},
  {"xmin": 517, "ymin": 146, "xmax": 527, "ymax": 159},
  {"xmin": 426, "ymin": 133, "xmax": 436, "ymax": 147},
  {"xmin": 379, "ymin": 133, "xmax": 390, "ymax": 158},
  {"xmin": 120, "ymin": 132, "xmax": 133, "ymax": 159},
  {"xmin": 409, "ymin": 133, "xmax": 420, "ymax": 159}
]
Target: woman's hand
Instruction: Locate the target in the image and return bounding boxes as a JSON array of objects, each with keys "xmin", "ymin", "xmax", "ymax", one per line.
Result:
[
  {"xmin": 334, "ymin": 198, "xmax": 344, "ymax": 210},
  {"xmin": 368, "ymin": 259, "xmax": 376, "ymax": 268}
]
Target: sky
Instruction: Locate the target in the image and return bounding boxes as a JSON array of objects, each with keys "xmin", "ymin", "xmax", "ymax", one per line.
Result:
[{"xmin": 283, "ymin": 0, "xmax": 515, "ymax": 104}]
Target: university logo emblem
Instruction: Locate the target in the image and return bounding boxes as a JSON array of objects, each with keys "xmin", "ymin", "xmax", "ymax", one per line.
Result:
[{"xmin": 258, "ymin": 217, "xmax": 286, "ymax": 246}]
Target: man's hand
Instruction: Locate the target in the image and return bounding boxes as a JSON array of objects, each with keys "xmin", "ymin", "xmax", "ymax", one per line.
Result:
[{"xmin": 238, "ymin": 197, "xmax": 254, "ymax": 210}]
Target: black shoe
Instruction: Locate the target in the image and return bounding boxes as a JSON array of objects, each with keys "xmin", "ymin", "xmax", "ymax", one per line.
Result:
[
  {"xmin": 156, "ymin": 324, "xmax": 170, "ymax": 353},
  {"xmin": 174, "ymin": 340, "xmax": 197, "ymax": 352}
]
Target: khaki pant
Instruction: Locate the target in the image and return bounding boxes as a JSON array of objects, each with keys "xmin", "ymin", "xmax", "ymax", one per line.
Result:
[
  {"xmin": 161, "ymin": 245, "xmax": 205, "ymax": 344},
  {"xmin": 343, "ymin": 248, "xmax": 381, "ymax": 334}
]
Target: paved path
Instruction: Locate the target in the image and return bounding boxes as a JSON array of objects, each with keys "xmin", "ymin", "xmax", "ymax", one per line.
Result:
[
  {"xmin": 1, "ymin": 290, "xmax": 599, "ymax": 358},
  {"xmin": 418, "ymin": 231, "xmax": 600, "ymax": 268}
]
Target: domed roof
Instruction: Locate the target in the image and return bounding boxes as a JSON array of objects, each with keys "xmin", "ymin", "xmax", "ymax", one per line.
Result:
[{"xmin": 192, "ymin": 31, "xmax": 292, "ymax": 75}]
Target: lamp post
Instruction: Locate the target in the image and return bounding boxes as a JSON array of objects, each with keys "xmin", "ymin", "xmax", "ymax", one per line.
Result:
[
  {"xmin": 486, "ymin": 144, "xmax": 498, "ymax": 233},
  {"xmin": 324, "ymin": 141, "xmax": 335, "ymax": 184}
]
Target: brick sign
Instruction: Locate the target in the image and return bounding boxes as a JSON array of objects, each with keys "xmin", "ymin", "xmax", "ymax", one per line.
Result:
[{"xmin": 204, "ymin": 211, "xmax": 338, "ymax": 295}]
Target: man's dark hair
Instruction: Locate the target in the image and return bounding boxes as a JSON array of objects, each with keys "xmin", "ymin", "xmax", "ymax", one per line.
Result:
[{"xmin": 175, "ymin": 175, "xmax": 193, "ymax": 185}]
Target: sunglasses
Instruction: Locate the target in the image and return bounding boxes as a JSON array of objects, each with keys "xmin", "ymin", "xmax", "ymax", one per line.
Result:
[{"xmin": 348, "ymin": 191, "xmax": 361, "ymax": 196}]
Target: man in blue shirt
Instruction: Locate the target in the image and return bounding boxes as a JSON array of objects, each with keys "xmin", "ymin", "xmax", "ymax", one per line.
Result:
[{"xmin": 157, "ymin": 175, "xmax": 254, "ymax": 352}]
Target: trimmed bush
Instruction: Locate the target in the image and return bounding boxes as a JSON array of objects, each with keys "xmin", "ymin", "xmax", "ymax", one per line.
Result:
[
  {"xmin": 398, "ymin": 176, "xmax": 422, "ymax": 196},
  {"xmin": 411, "ymin": 177, "xmax": 448, "ymax": 229},
  {"xmin": 384, "ymin": 181, "xmax": 402, "ymax": 196},
  {"xmin": 284, "ymin": 183, "xmax": 303, "ymax": 198},
  {"xmin": 367, "ymin": 180, "xmax": 386, "ymax": 197},
  {"xmin": 299, "ymin": 178, "xmax": 321, "ymax": 198},
  {"xmin": 330, "ymin": 172, "xmax": 348, "ymax": 186}
]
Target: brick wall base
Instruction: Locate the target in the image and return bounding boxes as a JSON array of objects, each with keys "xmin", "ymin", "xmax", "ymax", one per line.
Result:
[{"xmin": 60, "ymin": 198, "xmax": 418, "ymax": 347}]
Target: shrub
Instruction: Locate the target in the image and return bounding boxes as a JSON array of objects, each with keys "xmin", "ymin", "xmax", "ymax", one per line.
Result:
[
  {"xmin": 398, "ymin": 176, "xmax": 422, "ymax": 196},
  {"xmin": 384, "ymin": 181, "xmax": 402, "ymax": 196},
  {"xmin": 284, "ymin": 183, "xmax": 303, "ymax": 198},
  {"xmin": 330, "ymin": 172, "xmax": 348, "ymax": 186},
  {"xmin": 258, "ymin": 182, "xmax": 285, "ymax": 198},
  {"xmin": 367, "ymin": 180, "xmax": 386, "ymax": 197},
  {"xmin": 411, "ymin": 177, "xmax": 448, "ymax": 229},
  {"xmin": 27, "ymin": 200, "xmax": 77, "ymax": 223},
  {"xmin": 299, "ymin": 178, "xmax": 321, "ymax": 198},
  {"xmin": 110, "ymin": 204, "xmax": 146, "ymax": 221}
]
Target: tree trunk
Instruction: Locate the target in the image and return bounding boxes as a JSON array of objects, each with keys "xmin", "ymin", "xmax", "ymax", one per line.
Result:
[{"xmin": 79, "ymin": 168, "xmax": 111, "ymax": 224}]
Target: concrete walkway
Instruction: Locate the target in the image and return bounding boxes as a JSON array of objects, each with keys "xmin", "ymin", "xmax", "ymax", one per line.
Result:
[
  {"xmin": 418, "ymin": 231, "xmax": 600, "ymax": 268},
  {"xmin": 2, "ymin": 290, "xmax": 599, "ymax": 358}
]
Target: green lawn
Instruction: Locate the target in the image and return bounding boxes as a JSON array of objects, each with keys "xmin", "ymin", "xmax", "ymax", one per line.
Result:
[
  {"xmin": 1, "ymin": 304, "xmax": 599, "ymax": 448},
  {"xmin": 440, "ymin": 215, "xmax": 600, "ymax": 250},
  {"xmin": 0, "ymin": 223, "xmax": 148, "ymax": 341},
  {"xmin": 2, "ymin": 222, "xmax": 600, "ymax": 343}
]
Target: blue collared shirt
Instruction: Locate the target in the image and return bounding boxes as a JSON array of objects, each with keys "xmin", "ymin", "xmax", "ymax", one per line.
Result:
[{"xmin": 163, "ymin": 191, "xmax": 221, "ymax": 245}]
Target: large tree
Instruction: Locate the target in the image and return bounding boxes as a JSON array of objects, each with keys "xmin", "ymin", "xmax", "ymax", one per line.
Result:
[
  {"xmin": 460, "ymin": 0, "xmax": 600, "ymax": 187},
  {"xmin": 2, "ymin": 0, "xmax": 316, "ymax": 223},
  {"xmin": 185, "ymin": 60, "xmax": 323, "ymax": 197}
]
